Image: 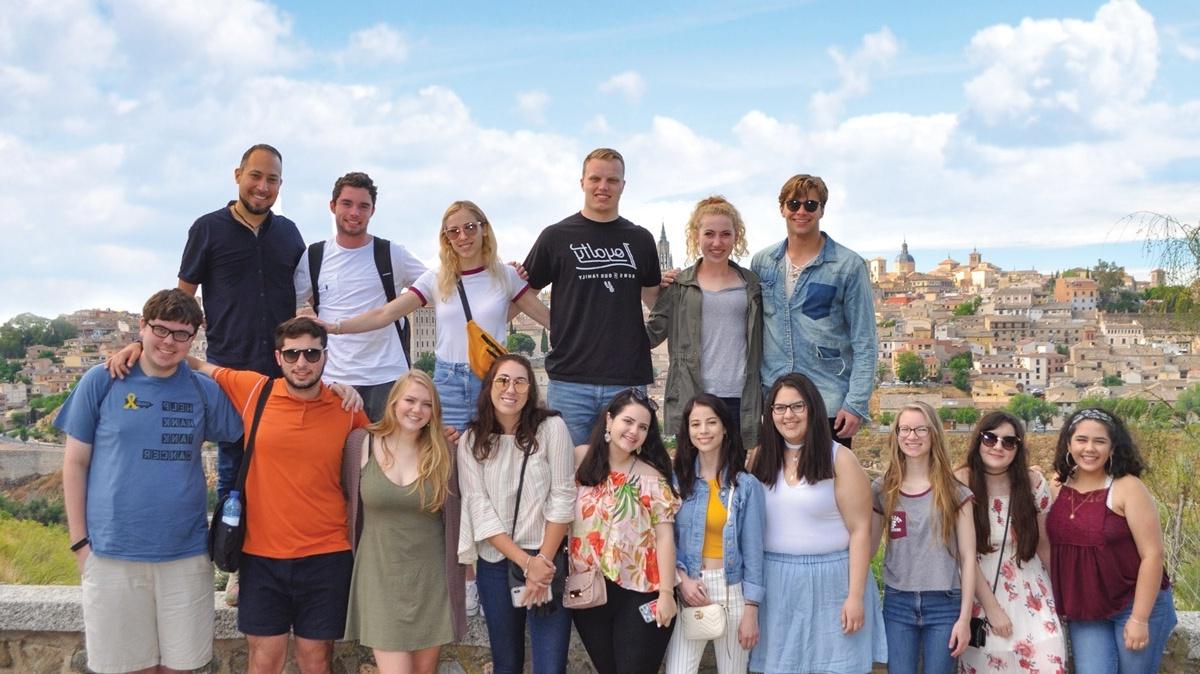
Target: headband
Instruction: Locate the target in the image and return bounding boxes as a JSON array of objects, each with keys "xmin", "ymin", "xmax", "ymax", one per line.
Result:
[{"xmin": 1070, "ymin": 408, "xmax": 1114, "ymax": 430}]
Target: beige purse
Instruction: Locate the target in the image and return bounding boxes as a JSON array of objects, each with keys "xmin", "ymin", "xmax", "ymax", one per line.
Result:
[
  {"xmin": 562, "ymin": 564, "xmax": 607, "ymax": 609},
  {"xmin": 679, "ymin": 481, "xmax": 736, "ymax": 641}
]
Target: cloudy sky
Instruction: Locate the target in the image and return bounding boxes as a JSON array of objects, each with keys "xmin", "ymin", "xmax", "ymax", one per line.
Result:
[{"xmin": 2, "ymin": 0, "xmax": 1198, "ymax": 321}]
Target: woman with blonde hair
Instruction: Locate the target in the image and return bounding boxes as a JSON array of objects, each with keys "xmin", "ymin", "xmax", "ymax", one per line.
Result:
[
  {"xmin": 326, "ymin": 200, "xmax": 549, "ymax": 431},
  {"xmin": 344, "ymin": 369, "xmax": 465, "ymax": 674},
  {"xmin": 871, "ymin": 401, "xmax": 976, "ymax": 674},
  {"xmin": 647, "ymin": 195, "xmax": 762, "ymax": 449}
]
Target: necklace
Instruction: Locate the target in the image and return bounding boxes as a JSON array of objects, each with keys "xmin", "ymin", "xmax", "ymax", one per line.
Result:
[
  {"xmin": 984, "ymin": 468, "xmax": 1008, "ymax": 476},
  {"xmin": 231, "ymin": 202, "xmax": 261, "ymax": 232},
  {"xmin": 1066, "ymin": 487, "xmax": 1101, "ymax": 519},
  {"xmin": 612, "ymin": 456, "xmax": 637, "ymax": 475}
]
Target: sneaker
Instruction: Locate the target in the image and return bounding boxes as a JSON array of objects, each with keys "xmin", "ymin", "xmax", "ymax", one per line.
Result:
[
  {"xmin": 464, "ymin": 579, "xmax": 480, "ymax": 617},
  {"xmin": 224, "ymin": 571, "xmax": 240, "ymax": 607}
]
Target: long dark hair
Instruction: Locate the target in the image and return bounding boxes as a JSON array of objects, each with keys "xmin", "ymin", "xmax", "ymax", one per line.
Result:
[
  {"xmin": 751, "ymin": 373, "xmax": 834, "ymax": 487},
  {"xmin": 1052, "ymin": 407, "xmax": 1145, "ymax": 484},
  {"xmin": 672, "ymin": 394, "xmax": 745, "ymax": 501},
  {"xmin": 963, "ymin": 412, "xmax": 1038, "ymax": 564},
  {"xmin": 466, "ymin": 354, "xmax": 560, "ymax": 462},
  {"xmin": 576, "ymin": 389, "xmax": 674, "ymax": 490}
]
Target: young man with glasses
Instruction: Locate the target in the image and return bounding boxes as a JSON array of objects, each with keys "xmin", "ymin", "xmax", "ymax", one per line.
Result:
[
  {"xmin": 751, "ymin": 174, "xmax": 877, "ymax": 448},
  {"xmin": 57, "ymin": 289, "xmax": 244, "ymax": 674},
  {"xmin": 522, "ymin": 148, "xmax": 665, "ymax": 444},
  {"xmin": 184, "ymin": 316, "xmax": 369, "ymax": 674},
  {"xmin": 293, "ymin": 172, "xmax": 426, "ymax": 421}
]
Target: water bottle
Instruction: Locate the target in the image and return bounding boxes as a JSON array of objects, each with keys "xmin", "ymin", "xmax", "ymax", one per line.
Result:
[{"xmin": 221, "ymin": 491, "xmax": 242, "ymax": 527}]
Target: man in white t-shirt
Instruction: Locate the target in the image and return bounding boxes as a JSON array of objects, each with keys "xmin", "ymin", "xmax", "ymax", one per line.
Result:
[{"xmin": 293, "ymin": 172, "xmax": 426, "ymax": 420}]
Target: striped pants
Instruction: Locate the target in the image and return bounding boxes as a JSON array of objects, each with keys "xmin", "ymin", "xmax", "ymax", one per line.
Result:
[{"xmin": 663, "ymin": 568, "xmax": 749, "ymax": 674}]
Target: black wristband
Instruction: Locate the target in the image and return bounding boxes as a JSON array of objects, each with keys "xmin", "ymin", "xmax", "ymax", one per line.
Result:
[{"xmin": 70, "ymin": 536, "xmax": 90, "ymax": 552}]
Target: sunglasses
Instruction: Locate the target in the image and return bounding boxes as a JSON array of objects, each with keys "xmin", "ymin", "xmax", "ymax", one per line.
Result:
[
  {"xmin": 492, "ymin": 375, "xmax": 531, "ymax": 393},
  {"xmin": 443, "ymin": 221, "xmax": 484, "ymax": 239},
  {"xmin": 785, "ymin": 198, "xmax": 822, "ymax": 213},
  {"xmin": 279, "ymin": 348, "xmax": 324, "ymax": 363},
  {"xmin": 627, "ymin": 387, "xmax": 658, "ymax": 412},
  {"xmin": 980, "ymin": 430, "xmax": 1021, "ymax": 451}
]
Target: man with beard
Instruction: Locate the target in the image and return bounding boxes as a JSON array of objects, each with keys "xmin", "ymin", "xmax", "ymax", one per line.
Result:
[{"xmin": 185, "ymin": 317, "xmax": 368, "ymax": 674}]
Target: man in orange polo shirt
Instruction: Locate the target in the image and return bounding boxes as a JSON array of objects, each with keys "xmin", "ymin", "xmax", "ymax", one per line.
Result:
[{"xmin": 187, "ymin": 317, "xmax": 368, "ymax": 674}]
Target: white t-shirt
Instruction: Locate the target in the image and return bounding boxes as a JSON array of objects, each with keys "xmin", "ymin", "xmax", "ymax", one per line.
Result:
[
  {"xmin": 409, "ymin": 265, "xmax": 529, "ymax": 363},
  {"xmin": 294, "ymin": 237, "xmax": 427, "ymax": 386}
]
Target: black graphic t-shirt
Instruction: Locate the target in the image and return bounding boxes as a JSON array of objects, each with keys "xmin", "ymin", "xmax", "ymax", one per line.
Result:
[{"xmin": 523, "ymin": 212, "xmax": 661, "ymax": 384}]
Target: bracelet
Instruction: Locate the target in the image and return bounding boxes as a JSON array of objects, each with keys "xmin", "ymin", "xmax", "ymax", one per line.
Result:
[
  {"xmin": 535, "ymin": 553, "xmax": 551, "ymax": 566},
  {"xmin": 333, "ymin": 320, "xmax": 342, "ymax": 335},
  {"xmin": 70, "ymin": 536, "xmax": 90, "ymax": 552},
  {"xmin": 523, "ymin": 554, "xmax": 534, "ymax": 571},
  {"xmin": 1128, "ymin": 616, "xmax": 1149, "ymax": 626}
]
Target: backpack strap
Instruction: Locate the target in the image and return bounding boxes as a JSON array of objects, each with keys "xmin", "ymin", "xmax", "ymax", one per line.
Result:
[
  {"xmin": 307, "ymin": 241, "xmax": 326, "ymax": 314},
  {"xmin": 372, "ymin": 237, "xmax": 411, "ymax": 367}
]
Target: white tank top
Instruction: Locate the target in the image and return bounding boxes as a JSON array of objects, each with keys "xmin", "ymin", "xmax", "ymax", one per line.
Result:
[{"xmin": 763, "ymin": 443, "xmax": 851, "ymax": 555}]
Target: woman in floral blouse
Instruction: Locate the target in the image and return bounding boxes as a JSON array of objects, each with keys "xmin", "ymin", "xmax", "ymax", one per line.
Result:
[
  {"xmin": 570, "ymin": 388, "xmax": 681, "ymax": 674},
  {"xmin": 956, "ymin": 411, "xmax": 1065, "ymax": 674}
]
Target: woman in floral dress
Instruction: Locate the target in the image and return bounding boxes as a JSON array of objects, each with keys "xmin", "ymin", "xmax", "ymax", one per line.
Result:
[{"xmin": 956, "ymin": 412, "xmax": 1065, "ymax": 673}]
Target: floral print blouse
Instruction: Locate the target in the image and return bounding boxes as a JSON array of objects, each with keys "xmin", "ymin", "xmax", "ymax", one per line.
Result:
[{"xmin": 570, "ymin": 470, "xmax": 680, "ymax": 593}]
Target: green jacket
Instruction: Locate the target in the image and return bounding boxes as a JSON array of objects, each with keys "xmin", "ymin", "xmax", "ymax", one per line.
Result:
[{"xmin": 646, "ymin": 260, "xmax": 763, "ymax": 448}]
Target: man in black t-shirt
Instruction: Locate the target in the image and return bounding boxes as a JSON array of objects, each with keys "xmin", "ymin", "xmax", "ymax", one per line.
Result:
[{"xmin": 523, "ymin": 148, "xmax": 662, "ymax": 444}]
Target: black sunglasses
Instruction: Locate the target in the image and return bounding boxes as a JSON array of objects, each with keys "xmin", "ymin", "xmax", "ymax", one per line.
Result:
[
  {"xmin": 280, "ymin": 348, "xmax": 324, "ymax": 363},
  {"xmin": 785, "ymin": 198, "xmax": 822, "ymax": 213},
  {"xmin": 980, "ymin": 430, "xmax": 1021, "ymax": 452},
  {"xmin": 627, "ymin": 387, "xmax": 659, "ymax": 412}
]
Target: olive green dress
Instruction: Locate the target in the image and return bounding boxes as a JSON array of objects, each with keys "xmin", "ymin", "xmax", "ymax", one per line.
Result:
[{"xmin": 344, "ymin": 455, "xmax": 454, "ymax": 651}]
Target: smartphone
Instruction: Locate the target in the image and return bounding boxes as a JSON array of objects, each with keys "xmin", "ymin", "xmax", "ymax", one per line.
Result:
[
  {"xmin": 638, "ymin": 599, "xmax": 658, "ymax": 623},
  {"xmin": 511, "ymin": 585, "xmax": 553, "ymax": 607}
]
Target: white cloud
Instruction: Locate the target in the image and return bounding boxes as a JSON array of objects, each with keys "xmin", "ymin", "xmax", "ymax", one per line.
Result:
[
  {"xmin": 585, "ymin": 114, "xmax": 611, "ymax": 134},
  {"xmin": 515, "ymin": 90, "xmax": 551, "ymax": 125},
  {"xmin": 338, "ymin": 23, "xmax": 409, "ymax": 66},
  {"xmin": 964, "ymin": 0, "xmax": 1158, "ymax": 128},
  {"xmin": 598, "ymin": 71, "xmax": 647, "ymax": 103},
  {"xmin": 810, "ymin": 27, "xmax": 899, "ymax": 128}
]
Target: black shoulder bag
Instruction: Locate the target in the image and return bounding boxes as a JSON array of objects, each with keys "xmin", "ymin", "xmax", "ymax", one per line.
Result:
[
  {"xmin": 506, "ymin": 445, "xmax": 568, "ymax": 614},
  {"xmin": 208, "ymin": 378, "xmax": 274, "ymax": 572},
  {"xmin": 969, "ymin": 502, "xmax": 1011, "ymax": 648}
]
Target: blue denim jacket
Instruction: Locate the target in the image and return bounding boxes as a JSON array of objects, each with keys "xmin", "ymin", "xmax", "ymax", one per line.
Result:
[
  {"xmin": 673, "ymin": 470, "xmax": 766, "ymax": 603},
  {"xmin": 751, "ymin": 234, "xmax": 877, "ymax": 420}
]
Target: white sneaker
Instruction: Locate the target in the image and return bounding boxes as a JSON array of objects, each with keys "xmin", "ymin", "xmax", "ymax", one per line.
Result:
[{"xmin": 464, "ymin": 579, "xmax": 480, "ymax": 617}]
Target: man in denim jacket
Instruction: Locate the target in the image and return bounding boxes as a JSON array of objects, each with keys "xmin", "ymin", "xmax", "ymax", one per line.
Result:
[{"xmin": 751, "ymin": 174, "xmax": 877, "ymax": 447}]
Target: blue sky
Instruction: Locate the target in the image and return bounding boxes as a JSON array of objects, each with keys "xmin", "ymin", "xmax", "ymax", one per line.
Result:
[{"xmin": 2, "ymin": 0, "xmax": 1198, "ymax": 321}]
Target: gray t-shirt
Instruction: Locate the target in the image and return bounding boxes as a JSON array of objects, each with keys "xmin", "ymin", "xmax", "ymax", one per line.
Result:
[
  {"xmin": 872, "ymin": 478, "xmax": 974, "ymax": 591},
  {"xmin": 699, "ymin": 284, "xmax": 748, "ymax": 397}
]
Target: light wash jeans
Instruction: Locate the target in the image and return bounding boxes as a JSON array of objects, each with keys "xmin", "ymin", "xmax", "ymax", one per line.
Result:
[
  {"xmin": 1067, "ymin": 586, "xmax": 1177, "ymax": 673},
  {"xmin": 546, "ymin": 380, "xmax": 645, "ymax": 445},
  {"xmin": 882, "ymin": 586, "xmax": 962, "ymax": 674},
  {"xmin": 433, "ymin": 359, "xmax": 482, "ymax": 432}
]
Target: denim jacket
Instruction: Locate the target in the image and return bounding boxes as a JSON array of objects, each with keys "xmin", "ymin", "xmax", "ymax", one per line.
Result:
[
  {"xmin": 673, "ymin": 469, "xmax": 766, "ymax": 603},
  {"xmin": 750, "ymin": 233, "xmax": 877, "ymax": 420}
]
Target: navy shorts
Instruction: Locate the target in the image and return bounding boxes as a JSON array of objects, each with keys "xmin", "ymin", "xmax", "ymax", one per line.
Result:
[{"xmin": 237, "ymin": 550, "xmax": 353, "ymax": 640}]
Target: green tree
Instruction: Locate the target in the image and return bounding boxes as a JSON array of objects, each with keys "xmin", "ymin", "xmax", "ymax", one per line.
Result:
[
  {"xmin": 952, "ymin": 296, "xmax": 982, "ymax": 316},
  {"xmin": 945, "ymin": 352, "xmax": 973, "ymax": 392},
  {"xmin": 877, "ymin": 411, "xmax": 896, "ymax": 427},
  {"xmin": 1177, "ymin": 384, "xmax": 1200, "ymax": 419},
  {"xmin": 875, "ymin": 361, "xmax": 891, "ymax": 386},
  {"xmin": 1006, "ymin": 393, "xmax": 1057, "ymax": 427},
  {"xmin": 1055, "ymin": 343, "xmax": 1070, "ymax": 356},
  {"xmin": 953, "ymin": 406, "xmax": 981, "ymax": 427},
  {"xmin": 938, "ymin": 406, "xmax": 957, "ymax": 427},
  {"xmin": 1100, "ymin": 374, "xmax": 1124, "ymax": 387},
  {"xmin": 539, "ymin": 328, "xmax": 549, "ymax": 354},
  {"xmin": 951, "ymin": 368, "xmax": 971, "ymax": 392},
  {"xmin": 0, "ymin": 360, "xmax": 21, "ymax": 383},
  {"xmin": 895, "ymin": 352, "xmax": 925, "ymax": 384},
  {"xmin": 414, "ymin": 351, "xmax": 436, "ymax": 376},
  {"xmin": 506, "ymin": 332, "xmax": 535, "ymax": 355}
]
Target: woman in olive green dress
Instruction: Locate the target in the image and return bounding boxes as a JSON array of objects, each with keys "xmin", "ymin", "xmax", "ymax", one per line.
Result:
[{"xmin": 345, "ymin": 370, "xmax": 465, "ymax": 674}]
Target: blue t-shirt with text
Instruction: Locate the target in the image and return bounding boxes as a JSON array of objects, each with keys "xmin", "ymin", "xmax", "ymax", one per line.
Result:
[{"xmin": 54, "ymin": 363, "xmax": 242, "ymax": 562}]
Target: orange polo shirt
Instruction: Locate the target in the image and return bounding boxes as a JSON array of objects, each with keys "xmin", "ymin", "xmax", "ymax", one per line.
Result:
[{"xmin": 213, "ymin": 368, "xmax": 369, "ymax": 559}]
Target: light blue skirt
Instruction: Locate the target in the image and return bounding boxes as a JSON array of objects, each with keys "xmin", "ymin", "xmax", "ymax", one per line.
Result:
[{"xmin": 750, "ymin": 549, "xmax": 887, "ymax": 674}]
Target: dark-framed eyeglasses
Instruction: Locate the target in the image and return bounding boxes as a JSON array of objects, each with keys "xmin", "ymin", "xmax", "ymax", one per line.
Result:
[
  {"xmin": 980, "ymin": 431, "xmax": 1021, "ymax": 452},
  {"xmin": 770, "ymin": 401, "xmax": 807, "ymax": 416},
  {"xmin": 627, "ymin": 387, "xmax": 658, "ymax": 412},
  {"xmin": 443, "ymin": 221, "xmax": 484, "ymax": 239},
  {"xmin": 492, "ymin": 375, "xmax": 531, "ymax": 393},
  {"xmin": 785, "ymin": 198, "xmax": 822, "ymax": 213},
  {"xmin": 279, "ymin": 348, "xmax": 324, "ymax": 363},
  {"xmin": 897, "ymin": 426, "xmax": 930, "ymax": 437},
  {"xmin": 147, "ymin": 322, "xmax": 195, "ymax": 343}
]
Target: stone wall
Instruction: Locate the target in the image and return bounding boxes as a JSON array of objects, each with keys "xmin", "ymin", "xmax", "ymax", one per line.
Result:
[
  {"xmin": 0, "ymin": 447, "xmax": 64, "ymax": 481},
  {"xmin": 2, "ymin": 585, "xmax": 1198, "ymax": 673}
]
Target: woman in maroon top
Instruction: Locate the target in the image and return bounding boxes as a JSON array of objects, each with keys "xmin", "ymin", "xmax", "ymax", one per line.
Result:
[{"xmin": 1046, "ymin": 408, "xmax": 1176, "ymax": 673}]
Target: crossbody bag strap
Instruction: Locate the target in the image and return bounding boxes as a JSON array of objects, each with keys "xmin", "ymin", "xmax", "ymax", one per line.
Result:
[
  {"xmin": 233, "ymin": 378, "xmax": 275, "ymax": 494},
  {"xmin": 991, "ymin": 502, "xmax": 1012, "ymax": 593},
  {"xmin": 511, "ymin": 445, "xmax": 532, "ymax": 537},
  {"xmin": 456, "ymin": 279, "xmax": 474, "ymax": 323}
]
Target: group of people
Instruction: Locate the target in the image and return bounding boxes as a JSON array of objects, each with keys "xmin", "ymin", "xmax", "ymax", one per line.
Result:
[{"xmin": 53, "ymin": 142, "xmax": 1176, "ymax": 674}]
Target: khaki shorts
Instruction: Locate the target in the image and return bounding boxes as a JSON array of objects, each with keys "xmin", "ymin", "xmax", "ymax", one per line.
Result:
[{"xmin": 81, "ymin": 552, "xmax": 214, "ymax": 673}]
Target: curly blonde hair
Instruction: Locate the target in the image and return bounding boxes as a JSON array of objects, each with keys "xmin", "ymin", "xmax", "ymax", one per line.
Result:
[{"xmin": 683, "ymin": 195, "xmax": 748, "ymax": 262}]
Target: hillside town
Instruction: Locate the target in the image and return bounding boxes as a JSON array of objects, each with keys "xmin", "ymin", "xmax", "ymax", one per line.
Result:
[{"xmin": 3, "ymin": 237, "xmax": 1198, "ymax": 438}]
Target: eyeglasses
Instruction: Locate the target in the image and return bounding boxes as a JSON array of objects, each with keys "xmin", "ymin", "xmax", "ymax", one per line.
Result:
[
  {"xmin": 980, "ymin": 431, "xmax": 1021, "ymax": 451},
  {"xmin": 279, "ymin": 348, "xmax": 324, "ymax": 363},
  {"xmin": 147, "ymin": 323, "xmax": 195, "ymax": 343},
  {"xmin": 897, "ymin": 426, "xmax": 930, "ymax": 437},
  {"xmin": 492, "ymin": 375, "xmax": 531, "ymax": 393},
  {"xmin": 770, "ymin": 401, "xmax": 807, "ymax": 416},
  {"xmin": 785, "ymin": 198, "xmax": 822, "ymax": 213},
  {"xmin": 627, "ymin": 387, "xmax": 658, "ymax": 412},
  {"xmin": 443, "ymin": 222, "xmax": 484, "ymax": 239}
]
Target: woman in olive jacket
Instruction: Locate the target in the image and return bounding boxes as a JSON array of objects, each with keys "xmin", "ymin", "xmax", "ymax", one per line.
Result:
[{"xmin": 647, "ymin": 195, "xmax": 763, "ymax": 449}]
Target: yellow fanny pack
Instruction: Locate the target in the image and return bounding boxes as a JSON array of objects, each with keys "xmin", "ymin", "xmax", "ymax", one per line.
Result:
[{"xmin": 457, "ymin": 279, "xmax": 508, "ymax": 380}]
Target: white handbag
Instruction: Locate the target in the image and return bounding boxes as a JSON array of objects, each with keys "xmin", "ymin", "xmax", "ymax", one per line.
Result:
[{"xmin": 679, "ymin": 481, "xmax": 736, "ymax": 641}]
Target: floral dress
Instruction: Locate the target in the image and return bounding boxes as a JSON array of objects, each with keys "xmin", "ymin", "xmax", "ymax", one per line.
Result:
[
  {"xmin": 570, "ymin": 470, "xmax": 680, "ymax": 592},
  {"xmin": 960, "ymin": 478, "xmax": 1066, "ymax": 674}
]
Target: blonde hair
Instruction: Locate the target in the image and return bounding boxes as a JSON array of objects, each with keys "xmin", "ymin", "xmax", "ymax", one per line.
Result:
[
  {"xmin": 582, "ymin": 147, "xmax": 625, "ymax": 176},
  {"xmin": 366, "ymin": 370, "xmax": 452, "ymax": 512},
  {"xmin": 436, "ymin": 200, "xmax": 502, "ymax": 302},
  {"xmin": 684, "ymin": 195, "xmax": 748, "ymax": 261},
  {"xmin": 880, "ymin": 401, "xmax": 962, "ymax": 548}
]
